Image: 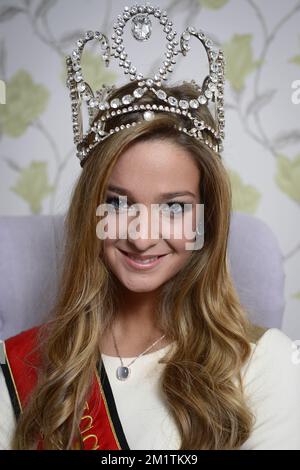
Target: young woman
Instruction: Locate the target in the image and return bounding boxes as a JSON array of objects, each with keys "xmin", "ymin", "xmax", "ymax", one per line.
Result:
[{"xmin": 1, "ymin": 78, "xmax": 300, "ymax": 450}]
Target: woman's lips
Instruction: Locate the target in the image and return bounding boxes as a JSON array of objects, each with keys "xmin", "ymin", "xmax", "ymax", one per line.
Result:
[{"xmin": 118, "ymin": 249, "xmax": 169, "ymax": 270}]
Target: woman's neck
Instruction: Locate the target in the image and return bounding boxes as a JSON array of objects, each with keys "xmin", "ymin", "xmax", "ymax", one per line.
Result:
[{"xmin": 99, "ymin": 283, "xmax": 169, "ymax": 356}]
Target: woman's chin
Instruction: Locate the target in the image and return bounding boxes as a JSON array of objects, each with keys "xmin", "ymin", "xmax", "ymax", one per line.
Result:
[{"xmin": 120, "ymin": 279, "xmax": 162, "ymax": 293}]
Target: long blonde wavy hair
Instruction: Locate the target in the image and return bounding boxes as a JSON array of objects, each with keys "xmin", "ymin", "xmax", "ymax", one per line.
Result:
[{"xmin": 12, "ymin": 79, "xmax": 263, "ymax": 450}]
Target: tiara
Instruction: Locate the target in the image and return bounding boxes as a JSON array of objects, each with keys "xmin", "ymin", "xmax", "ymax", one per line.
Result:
[{"xmin": 65, "ymin": 3, "xmax": 225, "ymax": 166}]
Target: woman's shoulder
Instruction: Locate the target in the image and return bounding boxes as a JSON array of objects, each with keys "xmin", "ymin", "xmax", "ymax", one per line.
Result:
[
  {"xmin": 255, "ymin": 326, "xmax": 296, "ymax": 348},
  {"xmin": 243, "ymin": 326, "xmax": 299, "ymax": 380},
  {"xmin": 0, "ymin": 323, "xmax": 45, "ymax": 359},
  {"xmin": 253, "ymin": 326, "xmax": 296, "ymax": 351},
  {"xmin": 251, "ymin": 326, "xmax": 297, "ymax": 364},
  {"xmin": 0, "ymin": 325, "xmax": 46, "ymax": 436},
  {"xmin": 240, "ymin": 327, "xmax": 300, "ymax": 449},
  {"xmin": 1, "ymin": 323, "xmax": 42, "ymax": 344}
]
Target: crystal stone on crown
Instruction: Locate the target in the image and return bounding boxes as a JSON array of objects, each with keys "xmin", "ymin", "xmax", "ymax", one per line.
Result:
[{"xmin": 131, "ymin": 13, "xmax": 152, "ymax": 41}]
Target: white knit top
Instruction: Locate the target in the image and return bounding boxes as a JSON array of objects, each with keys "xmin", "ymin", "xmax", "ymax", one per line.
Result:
[{"xmin": 1, "ymin": 327, "xmax": 300, "ymax": 450}]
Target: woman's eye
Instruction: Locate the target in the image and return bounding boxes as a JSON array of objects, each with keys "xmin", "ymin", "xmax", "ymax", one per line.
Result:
[
  {"xmin": 105, "ymin": 197, "xmax": 189, "ymax": 216},
  {"xmin": 105, "ymin": 196, "xmax": 130, "ymax": 211},
  {"xmin": 160, "ymin": 202, "xmax": 186, "ymax": 216}
]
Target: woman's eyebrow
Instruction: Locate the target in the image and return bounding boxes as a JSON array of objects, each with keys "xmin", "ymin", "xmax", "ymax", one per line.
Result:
[{"xmin": 107, "ymin": 184, "xmax": 196, "ymax": 199}]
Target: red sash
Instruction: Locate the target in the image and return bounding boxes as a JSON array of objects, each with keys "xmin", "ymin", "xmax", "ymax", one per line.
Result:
[{"xmin": 1, "ymin": 325, "xmax": 130, "ymax": 450}]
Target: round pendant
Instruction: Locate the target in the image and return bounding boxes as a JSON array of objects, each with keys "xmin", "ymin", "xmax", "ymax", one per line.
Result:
[{"xmin": 116, "ymin": 366, "xmax": 130, "ymax": 381}]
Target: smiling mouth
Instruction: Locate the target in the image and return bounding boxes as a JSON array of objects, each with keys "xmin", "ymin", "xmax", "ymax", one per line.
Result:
[
  {"xmin": 117, "ymin": 248, "xmax": 170, "ymax": 267},
  {"xmin": 118, "ymin": 249, "xmax": 168, "ymax": 260}
]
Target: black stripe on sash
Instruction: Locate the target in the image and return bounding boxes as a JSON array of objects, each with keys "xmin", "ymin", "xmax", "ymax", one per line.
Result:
[
  {"xmin": 0, "ymin": 360, "xmax": 21, "ymax": 421},
  {"xmin": 97, "ymin": 360, "xmax": 130, "ymax": 450}
]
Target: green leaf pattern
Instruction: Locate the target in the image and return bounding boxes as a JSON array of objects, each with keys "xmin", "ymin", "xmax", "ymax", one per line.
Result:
[
  {"xmin": 223, "ymin": 34, "xmax": 262, "ymax": 91},
  {"xmin": 275, "ymin": 154, "xmax": 300, "ymax": 203},
  {"xmin": 229, "ymin": 170, "xmax": 261, "ymax": 214},
  {"xmin": 197, "ymin": 0, "xmax": 229, "ymax": 9},
  {"xmin": 0, "ymin": 69, "xmax": 49, "ymax": 137},
  {"xmin": 10, "ymin": 161, "xmax": 54, "ymax": 214}
]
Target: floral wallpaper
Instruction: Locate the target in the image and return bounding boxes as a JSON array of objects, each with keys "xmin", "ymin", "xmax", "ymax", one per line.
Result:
[{"xmin": 0, "ymin": 0, "xmax": 299, "ymax": 336}]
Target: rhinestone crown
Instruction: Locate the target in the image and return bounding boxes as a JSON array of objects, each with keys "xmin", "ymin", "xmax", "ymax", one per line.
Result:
[{"xmin": 65, "ymin": 3, "xmax": 226, "ymax": 166}]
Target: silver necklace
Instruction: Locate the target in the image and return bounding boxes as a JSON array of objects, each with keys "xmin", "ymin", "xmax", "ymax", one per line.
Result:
[{"xmin": 112, "ymin": 330, "xmax": 166, "ymax": 381}]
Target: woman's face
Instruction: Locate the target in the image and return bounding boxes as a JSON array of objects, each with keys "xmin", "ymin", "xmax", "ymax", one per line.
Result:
[{"xmin": 101, "ymin": 138, "xmax": 200, "ymax": 293}]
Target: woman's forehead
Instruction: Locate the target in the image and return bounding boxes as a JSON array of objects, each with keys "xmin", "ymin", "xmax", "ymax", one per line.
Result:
[{"xmin": 109, "ymin": 139, "xmax": 200, "ymax": 189}]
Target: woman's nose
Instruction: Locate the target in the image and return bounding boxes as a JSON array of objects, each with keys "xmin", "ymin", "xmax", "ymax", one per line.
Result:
[{"xmin": 127, "ymin": 204, "xmax": 160, "ymax": 249}]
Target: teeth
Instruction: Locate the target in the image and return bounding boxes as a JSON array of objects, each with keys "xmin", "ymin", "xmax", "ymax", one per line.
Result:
[{"xmin": 127, "ymin": 254, "xmax": 159, "ymax": 264}]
